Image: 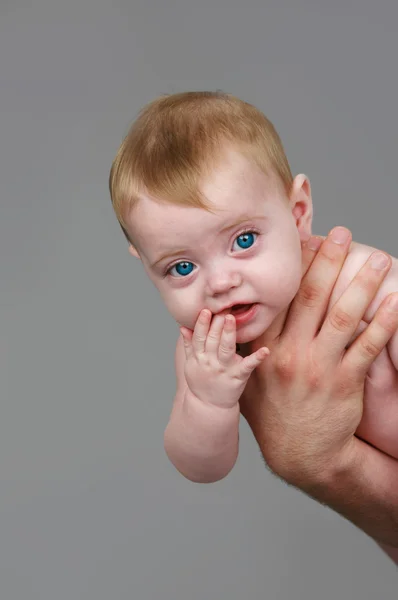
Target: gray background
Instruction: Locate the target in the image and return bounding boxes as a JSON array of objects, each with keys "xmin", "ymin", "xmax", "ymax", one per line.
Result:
[{"xmin": 1, "ymin": 0, "xmax": 397, "ymax": 598}]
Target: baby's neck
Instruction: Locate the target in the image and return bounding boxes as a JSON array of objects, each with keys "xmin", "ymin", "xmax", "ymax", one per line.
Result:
[{"xmin": 239, "ymin": 303, "xmax": 292, "ymax": 356}]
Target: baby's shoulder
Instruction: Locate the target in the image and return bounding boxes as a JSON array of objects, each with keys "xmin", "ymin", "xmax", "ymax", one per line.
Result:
[{"xmin": 345, "ymin": 240, "xmax": 397, "ymax": 278}]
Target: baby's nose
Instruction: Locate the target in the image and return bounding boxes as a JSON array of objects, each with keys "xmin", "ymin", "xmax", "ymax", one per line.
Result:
[{"xmin": 207, "ymin": 270, "xmax": 241, "ymax": 295}]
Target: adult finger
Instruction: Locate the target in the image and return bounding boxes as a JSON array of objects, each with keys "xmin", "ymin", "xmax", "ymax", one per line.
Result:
[
  {"xmin": 315, "ymin": 251, "xmax": 392, "ymax": 365},
  {"xmin": 301, "ymin": 236, "xmax": 324, "ymax": 277},
  {"xmin": 342, "ymin": 292, "xmax": 398, "ymax": 384},
  {"xmin": 283, "ymin": 227, "xmax": 352, "ymax": 343}
]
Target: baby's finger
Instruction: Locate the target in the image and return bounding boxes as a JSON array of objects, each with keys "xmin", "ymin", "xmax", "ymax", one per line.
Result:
[
  {"xmin": 179, "ymin": 327, "xmax": 193, "ymax": 359},
  {"xmin": 192, "ymin": 309, "xmax": 211, "ymax": 355},
  {"xmin": 343, "ymin": 292, "xmax": 398, "ymax": 385},
  {"xmin": 237, "ymin": 347, "xmax": 270, "ymax": 379},
  {"xmin": 218, "ymin": 314, "xmax": 237, "ymax": 364},
  {"xmin": 205, "ymin": 314, "xmax": 226, "ymax": 355}
]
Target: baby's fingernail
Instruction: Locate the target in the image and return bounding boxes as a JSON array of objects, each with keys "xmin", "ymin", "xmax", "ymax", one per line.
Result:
[
  {"xmin": 370, "ymin": 252, "xmax": 389, "ymax": 270},
  {"xmin": 330, "ymin": 226, "xmax": 350, "ymax": 245}
]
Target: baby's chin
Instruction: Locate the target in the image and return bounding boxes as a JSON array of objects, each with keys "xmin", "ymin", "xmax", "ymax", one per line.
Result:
[
  {"xmin": 236, "ymin": 305, "xmax": 288, "ymax": 344},
  {"xmin": 236, "ymin": 326, "xmax": 268, "ymax": 345}
]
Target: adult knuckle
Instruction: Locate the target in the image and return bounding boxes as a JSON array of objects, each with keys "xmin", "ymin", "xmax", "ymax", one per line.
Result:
[
  {"xmin": 379, "ymin": 305, "xmax": 398, "ymax": 333},
  {"xmin": 307, "ymin": 366, "xmax": 324, "ymax": 391},
  {"xmin": 319, "ymin": 245, "xmax": 341, "ymax": 264},
  {"xmin": 335, "ymin": 373, "xmax": 357, "ymax": 397},
  {"xmin": 274, "ymin": 350, "xmax": 297, "ymax": 380},
  {"xmin": 358, "ymin": 336, "xmax": 381, "ymax": 359},
  {"xmin": 328, "ymin": 307, "xmax": 354, "ymax": 333},
  {"xmin": 355, "ymin": 271, "xmax": 372, "ymax": 289},
  {"xmin": 296, "ymin": 282, "xmax": 323, "ymax": 308},
  {"xmin": 383, "ymin": 319, "xmax": 398, "ymax": 337}
]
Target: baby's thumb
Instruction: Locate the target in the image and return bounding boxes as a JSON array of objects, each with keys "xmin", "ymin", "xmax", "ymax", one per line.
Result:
[{"xmin": 239, "ymin": 347, "xmax": 270, "ymax": 376}]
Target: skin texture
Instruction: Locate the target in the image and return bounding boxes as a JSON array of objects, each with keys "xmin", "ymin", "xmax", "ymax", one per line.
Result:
[
  {"xmin": 240, "ymin": 233, "xmax": 398, "ymax": 561},
  {"xmin": 126, "ymin": 149, "xmax": 398, "ymax": 561},
  {"xmin": 128, "ymin": 149, "xmax": 310, "ymax": 344}
]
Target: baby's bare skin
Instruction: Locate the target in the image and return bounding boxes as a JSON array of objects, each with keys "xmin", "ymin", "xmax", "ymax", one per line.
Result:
[
  {"xmin": 238, "ymin": 230, "xmax": 398, "ymax": 559},
  {"xmin": 165, "ymin": 233, "xmax": 398, "ymax": 482},
  {"xmin": 110, "ymin": 91, "xmax": 398, "ymax": 563},
  {"xmin": 124, "ymin": 148, "xmax": 398, "ymax": 481}
]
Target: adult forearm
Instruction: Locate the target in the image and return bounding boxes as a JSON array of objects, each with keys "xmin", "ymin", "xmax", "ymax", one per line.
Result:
[
  {"xmin": 377, "ymin": 542, "xmax": 398, "ymax": 566},
  {"xmin": 164, "ymin": 390, "xmax": 240, "ymax": 483},
  {"xmin": 295, "ymin": 439, "xmax": 398, "ymax": 548}
]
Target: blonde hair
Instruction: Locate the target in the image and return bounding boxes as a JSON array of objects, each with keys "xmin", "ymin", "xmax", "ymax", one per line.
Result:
[{"xmin": 109, "ymin": 91, "xmax": 293, "ymax": 243}]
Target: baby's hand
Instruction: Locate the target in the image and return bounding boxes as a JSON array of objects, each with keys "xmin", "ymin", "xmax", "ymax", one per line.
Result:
[{"xmin": 180, "ymin": 309, "xmax": 269, "ymax": 409}]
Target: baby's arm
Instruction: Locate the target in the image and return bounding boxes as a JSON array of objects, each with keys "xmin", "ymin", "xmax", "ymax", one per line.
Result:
[
  {"xmin": 164, "ymin": 311, "xmax": 268, "ymax": 484},
  {"xmin": 164, "ymin": 334, "xmax": 240, "ymax": 483}
]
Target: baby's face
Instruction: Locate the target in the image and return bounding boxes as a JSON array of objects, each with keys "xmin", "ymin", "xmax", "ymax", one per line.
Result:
[{"xmin": 128, "ymin": 149, "xmax": 312, "ymax": 343}]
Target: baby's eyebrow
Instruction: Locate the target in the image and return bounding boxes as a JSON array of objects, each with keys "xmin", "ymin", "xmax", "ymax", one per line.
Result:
[
  {"xmin": 150, "ymin": 214, "xmax": 266, "ymax": 268},
  {"xmin": 151, "ymin": 248, "xmax": 188, "ymax": 269},
  {"xmin": 218, "ymin": 214, "xmax": 265, "ymax": 234}
]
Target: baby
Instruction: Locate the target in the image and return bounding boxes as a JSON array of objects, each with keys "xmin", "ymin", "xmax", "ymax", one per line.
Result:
[{"xmin": 109, "ymin": 91, "xmax": 398, "ymax": 482}]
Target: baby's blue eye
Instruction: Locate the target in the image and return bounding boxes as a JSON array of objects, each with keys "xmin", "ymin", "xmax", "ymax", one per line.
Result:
[
  {"xmin": 169, "ymin": 261, "xmax": 194, "ymax": 277},
  {"xmin": 233, "ymin": 231, "xmax": 257, "ymax": 250}
]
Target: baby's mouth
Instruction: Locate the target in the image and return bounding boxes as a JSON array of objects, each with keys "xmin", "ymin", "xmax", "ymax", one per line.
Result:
[{"xmin": 229, "ymin": 304, "xmax": 254, "ymax": 314}]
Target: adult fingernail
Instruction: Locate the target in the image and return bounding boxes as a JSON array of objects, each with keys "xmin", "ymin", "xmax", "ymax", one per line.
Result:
[
  {"xmin": 330, "ymin": 227, "xmax": 350, "ymax": 244},
  {"xmin": 307, "ymin": 236, "xmax": 323, "ymax": 251},
  {"xmin": 370, "ymin": 252, "xmax": 389, "ymax": 270},
  {"xmin": 387, "ymin": 294, "xmax": 398, "ymax": 311}
]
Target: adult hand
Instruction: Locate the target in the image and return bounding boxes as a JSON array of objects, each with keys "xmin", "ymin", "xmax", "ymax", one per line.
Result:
[{"xmin": 240, "ymin": 227, "xmax": 398, "ymax": 547}]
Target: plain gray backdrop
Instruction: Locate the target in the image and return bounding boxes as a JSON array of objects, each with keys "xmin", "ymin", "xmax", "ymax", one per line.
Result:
[{"xmin": 1, "ymin": 1, "xmax": 398, "ymax": 598}]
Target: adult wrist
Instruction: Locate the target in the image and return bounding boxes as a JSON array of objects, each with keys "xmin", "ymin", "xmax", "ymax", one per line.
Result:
[{"xmin": 294, "ymin": 438, "xmax": 398, "ymax": 547}]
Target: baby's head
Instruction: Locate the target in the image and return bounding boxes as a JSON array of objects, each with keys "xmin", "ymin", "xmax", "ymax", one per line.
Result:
[{"xmin": 109, "ymin": 91, "xmax": 313, "ymax": 343}]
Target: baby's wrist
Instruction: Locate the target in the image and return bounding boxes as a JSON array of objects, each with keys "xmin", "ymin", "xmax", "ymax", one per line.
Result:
[{"xmin": 184, "ymin": 388, "xmax": 240, "ymax": 415}]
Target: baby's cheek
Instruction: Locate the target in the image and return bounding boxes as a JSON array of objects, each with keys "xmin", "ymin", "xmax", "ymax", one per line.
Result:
[
  {"xmin": 271, "ymin": 255, "xmax": 302, "ymax": 303},
  {"xmin": 164, "ymin": 295, "xmax": 199, "ymax": 328}
]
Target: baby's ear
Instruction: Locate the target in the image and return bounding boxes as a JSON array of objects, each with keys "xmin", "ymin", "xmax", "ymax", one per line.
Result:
[
  {"xmin": 289, "ymin": 174, "xmax": 313, "ymax": 242},
  {"xmin": 128, "ymin": 244, "xmax": 141, "ymax": 259}
]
